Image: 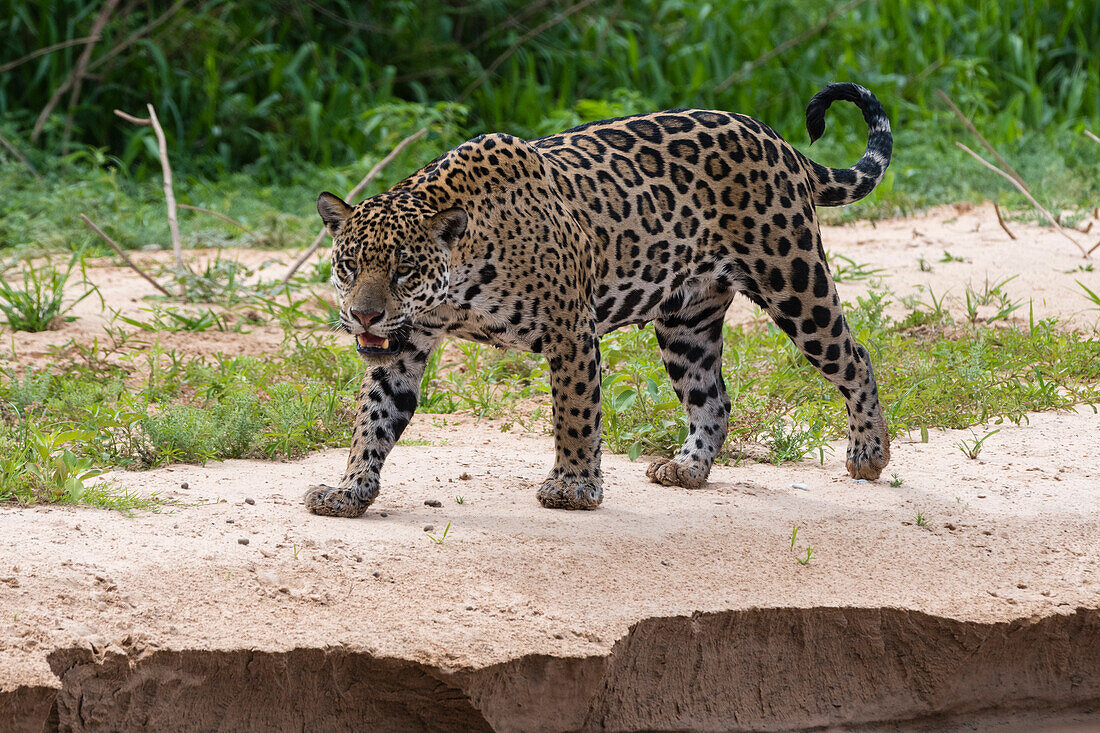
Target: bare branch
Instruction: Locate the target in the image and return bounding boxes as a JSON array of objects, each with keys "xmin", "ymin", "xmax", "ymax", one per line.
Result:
[
  {"xmin": 178, "ymin": 204, "xmax": 265, "ymax": 246},
  {"xmin": 1085, "ymin": 130, "xmax": 1100, "ymax": 145},
  {"xmin": 87, "ymin": 0, "xmax": 188, "ymax": 74},
  {"xmin": 31, "ymin": 0, "xmax": 121, "ymax": 143},
  {"xmin": 145, "ymin": 104, "xmax": 185, "ymax": 287},
  {"xmin": 115, "ymin": 105, "xmax": 186, "ymax": 288},
  {"xmin": 0, "ymin": 131, "xmax": 41, "ymax": 179},
  {"xmin": 80, "ymin": 214, "xmax": 172, "ymax": 297},
  {"xmin": 459, "ymin": 0, "xmax": 603, "ymax": 102},
  {"xmin": 112, "ymin": 109, "xmax": 150, "ymax": 125},
  {"xmin": 992, "ymin": 202, "xmax": 1015, "ymax": 240},
  {"xmin": 282, "ymin": 128, "xmax": 427, "ymax": 283},
  {"xmin": 956, "ymin": 142, "xmax": 1088, "ymax": 258},
  {"xmin": 715, "ymin": 0, "xmax": 871, "ymax": 94},
  {"xmin": 0, "ymin": 36, "xmax": 96, "ymax": 74},
  {"xmin": 936, "ymin": 89, "xmax": 1030, "ymax": 194}
]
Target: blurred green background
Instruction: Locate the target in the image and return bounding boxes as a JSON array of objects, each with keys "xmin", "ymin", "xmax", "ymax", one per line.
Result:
[{"xmin": 1, "ymin": 0, "xmax": 1097, "ymax": 253}]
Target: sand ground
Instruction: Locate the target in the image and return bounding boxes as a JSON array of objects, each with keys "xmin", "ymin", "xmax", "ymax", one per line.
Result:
[{"xmin": 1, "ymin": 203, "xmax": 1098, "ymax": 731}]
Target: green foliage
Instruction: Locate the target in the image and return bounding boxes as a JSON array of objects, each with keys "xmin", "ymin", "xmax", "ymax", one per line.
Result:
[
  {"xmin": 1, "ymin": 0, "xmax": 1096, "ymax": 182},
  {"xmin": 23, "ymin": 423, "xmax": 104, "ymax": 502},
  {"xmin": 0, "ymin": 254, "xmax": 97, "ymax": 331}
]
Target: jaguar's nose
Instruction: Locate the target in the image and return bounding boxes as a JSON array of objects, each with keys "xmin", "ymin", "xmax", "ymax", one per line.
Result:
[{"xmin": 350, "ymin": 310, "xmax": 383, "ymax": 328}]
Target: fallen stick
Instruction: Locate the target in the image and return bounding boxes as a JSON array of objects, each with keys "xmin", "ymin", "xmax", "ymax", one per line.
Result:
[
  {"xmin": 282, "ymin": 128, "xmax": 426, "ymax": 283},
  {"xmin": 956, "ymin": 142, "xmax": 1088, "ymax": 258},
  {"xmin": 115, "ymin": 105, "xmax": 187, "ymax": 291},
  {"xmin": 178, "ymin": 204, "xmax": 265, "ymax": 246},
  {"xmin": 0, "ymin": 131, "xmax": 41, "ymax": 179},
  {"xmin": 80, "ymin": 214, "xmax": 173, "ymax": 297},
  {"xmin": 992, "ymin": 202, "xmax": 1015, "ymax": 240},
  {"xmin": 1085, "ymin": 130, "xmax": 1100, "ymax": 145},
  {"xmin": 937, "ymin": 89, "xmax": 1029, "ymax": 194}
]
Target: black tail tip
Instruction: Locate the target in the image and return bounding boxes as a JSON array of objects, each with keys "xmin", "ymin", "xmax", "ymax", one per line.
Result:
[{"xmin": 806, "ymin": 82, "xmax": 872, "ymax": 144}]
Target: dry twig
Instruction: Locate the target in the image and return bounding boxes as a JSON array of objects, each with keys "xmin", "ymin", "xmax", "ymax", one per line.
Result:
[
  {"xmin": 86, "ymin": 0, "xmax": 187, "ymax": 75},
  {"xmin": 992, "ymin": 202, "xmax": 1015, "ymax": 240},
  {"xmin": 936, "ymin": 89, "xmax": 1029, "ymax": 194},
  {"xmin": 0, "ymin": 131, "xmax": 41, "ymax": 179},
  {"xmin": 1085, "ymin": 130, "xmax": 1100, "ymax": 145},
  {"xmin": 31, "ymin": 0, "xmax": 121, "ymax": 143},
  {"xmin": 715, "ymin": 0, "xmax": 870, "ymax": 93},
  {"xmin": 80, "ymin": 214, "xmax": 172, "ymax": 297},
  {"xmin": 0, "ymin": 37, "xmax": 97, "ymax": 74},
  {"xmin": 956, "ymin": 143, "xmax": 1088, "ymax": 258},
  {"xmin": 459, "ymin": 0, "xmax": 603, "ymax": 102},
  {"xmin": 282, "ymin": 128, "xmax": 427, "ymax": 283},
  {"xmin": 114, "ymin": 105, "xmax": 187, "ymax": 289}
]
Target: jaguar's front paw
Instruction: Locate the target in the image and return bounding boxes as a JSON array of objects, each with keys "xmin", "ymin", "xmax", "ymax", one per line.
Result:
[
  {"xmin": 304, "ymin": 484, "xmax": 371, "ymax": 518},
  {"xmin": 537, "ymin": 477, "xmax": 603, "ymax": 510},
  {"xmin": 645, "ymin": 456, "xmax": 708, "ymax": 489}
]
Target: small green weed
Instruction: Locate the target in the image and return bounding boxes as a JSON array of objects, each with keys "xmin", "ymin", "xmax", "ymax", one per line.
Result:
[
  {"xmin": 427, "ymin": 522, "xmax": 451, "ymax": 544},
  {"xmin": 24, "ymin": 424, "xmax": 104, "ymax": 503},
  {"xmin": 940, "ymin": 250, "xmax": 970, "ymax": 263},
  {"xmin": 0, "ymin": 255, "xmax": 98, "ymax": 332},
  {"xmin": 956, "ymin": 429, "xmax": 1001, "ymax": 460},
  {"xmin": 889, "ymin": 473, "xmax": 903, "ymax": 487},
  {"xmin": 830, "ymin": 253, "xmax": 887, "ymax": 282},
  {"xmin": 455, "ymin": 496, "xmax": 465, "ymax": 504},
  {"xmin": 795, "ymin": 545, "xmax": 815, "ymax": 565},
  {"xmin": 1079, "ymin": 281, "xmax": 1100, "ymax": 310},
  {"xmin": 915, "ymin": 511, "xmax": 928, "ymax": 527},
  {"xmin": 114, "ymin": 306, "xmax": 235, "ymax": 333}
]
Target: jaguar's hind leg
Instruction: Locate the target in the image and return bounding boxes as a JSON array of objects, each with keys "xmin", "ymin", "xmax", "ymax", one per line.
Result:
[
  {"xmin": 746, "ymin": 228, "xmax": 890, "ymax": 479},
  {"xmin": 646, "ymin": 288, "xmax": 735, "ymax": 489}
]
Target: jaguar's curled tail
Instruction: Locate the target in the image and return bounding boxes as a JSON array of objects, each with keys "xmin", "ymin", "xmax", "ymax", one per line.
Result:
[{"xmin": 802, "ymin": 82, "xmax": 893, "ymax": 207}]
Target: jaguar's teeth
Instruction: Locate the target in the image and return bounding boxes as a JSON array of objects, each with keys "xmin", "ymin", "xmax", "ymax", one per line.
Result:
[{"xmin": 381, "ymin": 339, "xmax": 389, "ymax": 350}]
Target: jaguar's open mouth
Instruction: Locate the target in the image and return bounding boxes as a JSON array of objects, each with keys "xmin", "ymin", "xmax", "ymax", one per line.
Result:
[{"xmin": 355, "ymin": 330, "xmax": 402, "ymax": 356}]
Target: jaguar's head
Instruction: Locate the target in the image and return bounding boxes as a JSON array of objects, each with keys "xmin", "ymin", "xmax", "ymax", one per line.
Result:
[{"xmin": 317, "ymin": 190, "xmax": 467, "ymax": 363}]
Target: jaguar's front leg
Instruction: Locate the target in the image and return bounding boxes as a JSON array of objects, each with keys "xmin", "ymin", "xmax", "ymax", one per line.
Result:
[
  {"xmin": 305, "ymin": 333, "xmax": 436, "ymax": 517},
  {"xmin": 537, "ymin": 323, "xmax": 604, "ymax": 510}
]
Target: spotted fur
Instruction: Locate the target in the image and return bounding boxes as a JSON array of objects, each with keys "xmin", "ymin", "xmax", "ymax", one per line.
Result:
[{"xmin": 305, "ymin": 82, "xmax": 892, "ymax": 517}]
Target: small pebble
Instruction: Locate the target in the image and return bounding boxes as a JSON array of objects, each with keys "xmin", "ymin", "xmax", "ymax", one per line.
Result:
[
  {"xmin": 372, "ymin": 571, "xmax": 380, "ymax": 578},
  {"xmin": 237, "ymin": 538, "xmax": 249, "ymax": 545},
  {"xmin": 790, "ymin": 483, "xmax": 810, "ymax": 491},
  {"xmin": 660, "ymin": 560, "xmax": 670, "ymax": 567},
  {"xmin": 977, "ymin": 494, "xmax": 987, "ymax": 499},
  {"xmin": 466, "ymin": 605, "xmax": 474, "ymax": 611},
  {"xmin": 424, "ymin": 525, "xmax": 435, "ymax": 532},
  {"xmin": 379, "ymin": 512, "xmax": 388, "ymax": 517},
  {"xmin": 244, "ymin": 498, "xmax": 255, "ymax": 505},
  {"xmin": 180, "ymin": 482, "xmax": 189, "ymax": 490},
  {"xmin": 459, "ymin": 472, "xmax": 472, "ymax": 480},
  {"xmin": 425, "ymin": 499, "xmax": 442, "ymax": 507},
  {"xmin": 226, "ymin": 519, "xmax": 234, "ymax": 524}
]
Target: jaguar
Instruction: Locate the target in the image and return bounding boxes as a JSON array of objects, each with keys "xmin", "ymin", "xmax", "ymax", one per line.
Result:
[{"xmin": 306, "ymin": 82, "xmax": 892, "ymax": 517}]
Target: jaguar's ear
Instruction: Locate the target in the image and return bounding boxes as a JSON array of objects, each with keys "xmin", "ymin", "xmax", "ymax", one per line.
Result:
[
  {"xmin": 427, "ymin": 207, "xmax": 468, "ymax": 248},
  {"xmin": 317, "ymin": 192, "xmax": 352, "ymax": 237}
]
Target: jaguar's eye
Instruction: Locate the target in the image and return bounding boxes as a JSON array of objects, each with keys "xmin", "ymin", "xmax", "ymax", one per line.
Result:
[{"xmin": 394, "ymin": 262, "xmax": 414, "ymax": 280}]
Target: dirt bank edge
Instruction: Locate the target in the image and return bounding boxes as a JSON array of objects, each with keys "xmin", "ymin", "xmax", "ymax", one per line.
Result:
[{"xmin": 3, "ymin": 605, "xmax": 1097, "ymax": 732}]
